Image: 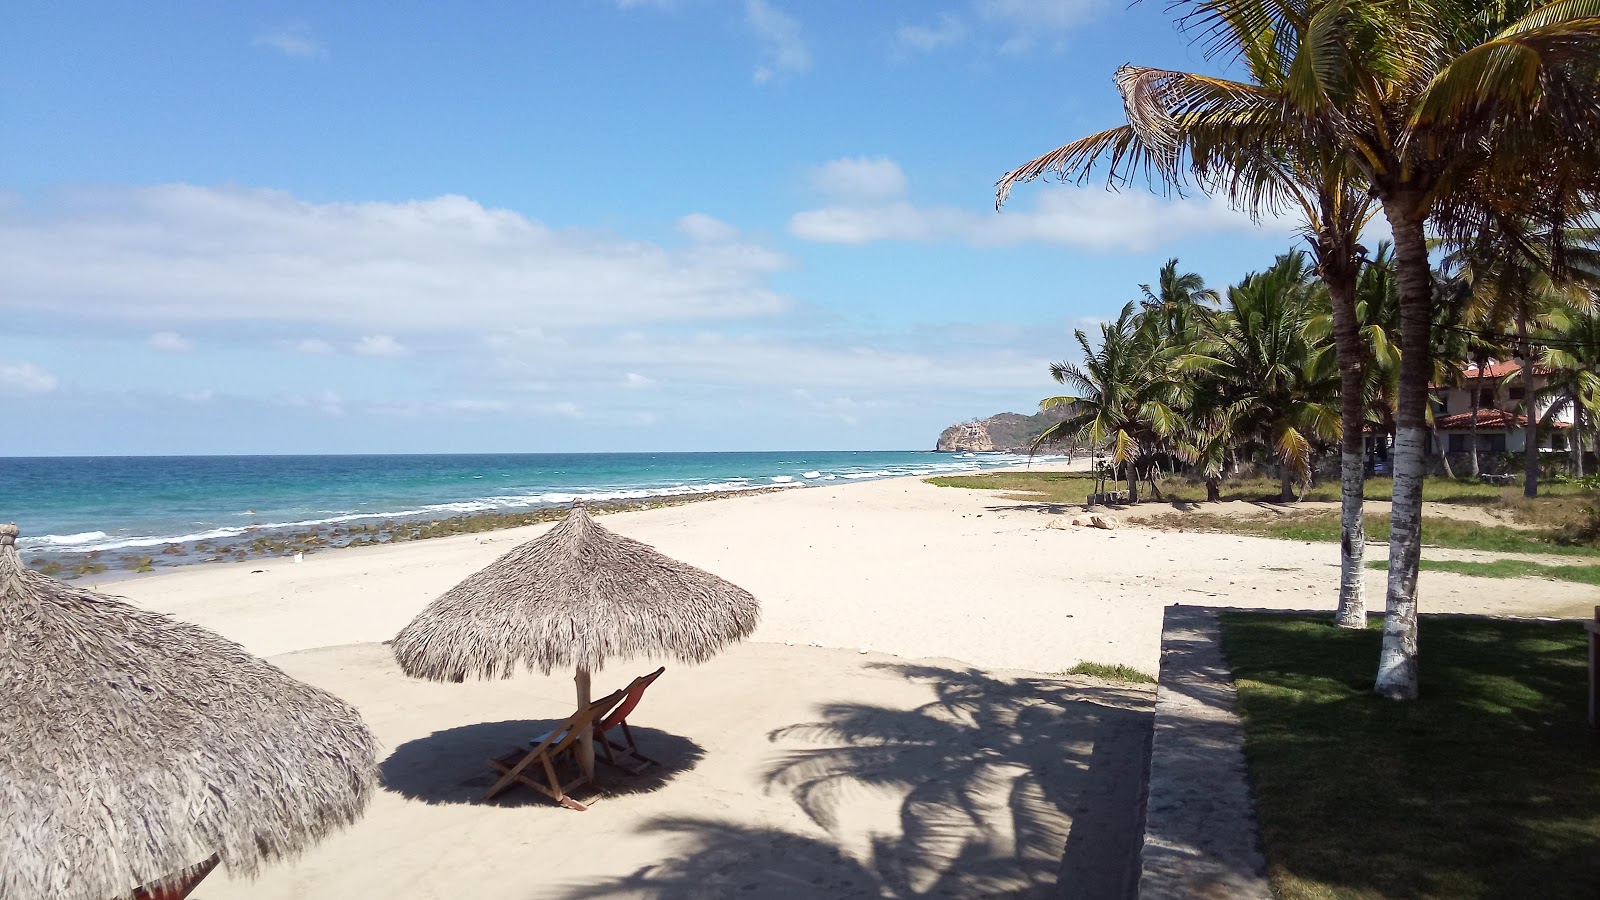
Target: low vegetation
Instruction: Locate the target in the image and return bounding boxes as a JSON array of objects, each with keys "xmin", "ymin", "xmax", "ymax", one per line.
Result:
[
  {"xmin": 1062, "ymin": 661, "xmax": 1156, "ymax": 684},
  {"xmin": 928, "ymin": 471, "xmax": 1600, "ymax": 554},
  {"xmin": 1219, "ymin": 612, "xmax": 1600, "ymax": 898},
  {"xmin": 925, "ymin": 471, "xmax": 1092, "ymax": 504},
  {"xmin": 1368, "ymin": 558, "xmax": 1600, "ymax": 585},
  {"xmin": 27, "ymin": 488, "xmax": 782, "ymax": 579}
]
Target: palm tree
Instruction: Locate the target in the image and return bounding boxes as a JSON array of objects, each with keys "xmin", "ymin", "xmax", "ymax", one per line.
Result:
[
  {"xmin": 995, "ymin": 30, "xmax": 1385, "ymax": 628},
  {"xmin": 1543, "ymin": 305, "xmax": 1600, "ymax": 478},
  {"xmin": 1184, "ymin": 252, "xmax": 1341, "ymax": 501},
  {"xmin": 1139, "ymin": 258, "xmax": 1219, "ymax": 345},
  {"xmin": 1035, "ymin": 302, "xmax": 1188, "ymax": 503},
  {"xmin": 998, "ymin": 0, "xmax": 1600, "ymax": 697}
]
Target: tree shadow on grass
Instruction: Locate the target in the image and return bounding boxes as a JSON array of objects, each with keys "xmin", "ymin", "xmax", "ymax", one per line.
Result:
[
  {"xmin": 380, "ymin": 719, "xmax": 703, "ymax": 807},
  {"xmin": 1220, "ymin": 612, "xmax": 1600, "ymax": 898},
  {"xmin": 555, "ymin": 664, "xmax": 1154, "ymax": 899}
]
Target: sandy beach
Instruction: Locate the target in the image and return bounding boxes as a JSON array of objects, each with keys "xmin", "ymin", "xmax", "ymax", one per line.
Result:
[{"xmin": 92, "ymin": 467, "xmax": 1593, "ymax": 898}]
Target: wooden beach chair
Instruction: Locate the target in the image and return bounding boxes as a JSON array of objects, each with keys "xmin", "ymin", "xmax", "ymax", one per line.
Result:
[
  {"xmin": 485, "ymin": 688, "xmax": 626, "ymax": 810},
  {"xmin": 595, "ymin": 666, "xmax": 666, "ymax": 775}
]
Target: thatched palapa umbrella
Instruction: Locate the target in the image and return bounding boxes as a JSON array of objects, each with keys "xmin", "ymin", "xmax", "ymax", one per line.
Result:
[
  {"xmin": 392, "ymin": 502, "xmax": 759, "ymax": 774},
  {"xmin": 0, "ymin": 524, "xmax": 379, "ymax": 900}
]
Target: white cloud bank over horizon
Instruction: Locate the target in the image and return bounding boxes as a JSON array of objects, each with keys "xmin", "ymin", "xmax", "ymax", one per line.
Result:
[
  {"xmin": 790, "ymin": 156, "xmax": 1296, "ymax": 252},
  {"xmin": 0, "ymin": 185, "xmax": 793, "ymax": 333}
]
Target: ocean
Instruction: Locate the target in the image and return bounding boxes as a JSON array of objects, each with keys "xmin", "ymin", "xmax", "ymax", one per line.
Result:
[{"xmin": 0, "ymin": 451, "xmax": 1042, "ymax": 564}]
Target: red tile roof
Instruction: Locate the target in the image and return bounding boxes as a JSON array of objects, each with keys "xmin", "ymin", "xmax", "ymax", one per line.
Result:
[
  {"xmin": 1461, "ymin": 360, "xmax": 1551, "ymax": 380},
  {"xmin": 1435, "ymin": 408, "xmax": 1569, "ymax": 430},
  {"xmin": 1431, "ymin": 359, "xmax": 1551, "ymax": 389}
]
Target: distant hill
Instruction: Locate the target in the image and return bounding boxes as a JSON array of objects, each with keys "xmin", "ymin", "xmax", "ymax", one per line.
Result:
[{"xmin": 936, "ymin": 407, "xmax": 1075, "ymax": 452}]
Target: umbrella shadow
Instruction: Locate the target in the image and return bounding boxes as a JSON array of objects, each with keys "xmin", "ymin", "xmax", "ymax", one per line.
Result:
[{"xmin": 380, "ymin": 719, "xmax": 704, "ymax": 807}]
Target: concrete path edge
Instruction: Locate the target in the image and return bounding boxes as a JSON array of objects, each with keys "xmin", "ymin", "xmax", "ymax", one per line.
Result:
[{"xmin": 1137, "ymin": 605, "xmax": 1273, "ymax": 899}]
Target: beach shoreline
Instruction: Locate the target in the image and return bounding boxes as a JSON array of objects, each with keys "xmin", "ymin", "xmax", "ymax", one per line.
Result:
[
  {"xmin": 14, "ymin": 451, "xmax": 1076, "ymax": 580},
  {"xmin": 102, "ymin": 454, "xmax": 1590, "ymax": 672}
]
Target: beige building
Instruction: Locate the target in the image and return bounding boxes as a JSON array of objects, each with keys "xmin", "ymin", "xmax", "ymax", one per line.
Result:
[{"xmin": 1431, "ymin": 360, "xmax": 1571, "ymax": 455}]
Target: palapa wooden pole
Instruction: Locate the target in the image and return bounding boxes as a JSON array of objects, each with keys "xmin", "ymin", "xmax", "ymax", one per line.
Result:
[{"xmin": 575, "ymin": 666, "xmax": 595, "ymax": 777}]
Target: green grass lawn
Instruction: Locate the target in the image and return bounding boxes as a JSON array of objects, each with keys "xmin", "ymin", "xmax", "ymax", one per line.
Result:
[
  {"xmin": 1368, "ymin": 558, "xmax": 1600, "ymax": 585},
  {"xmin": 1154, "ymin": 510, "xmax": 1600, "ymax": 557},
  {"xmin": 1219, "ymin": 612, "xmax": 1600, "ymax": 899}
]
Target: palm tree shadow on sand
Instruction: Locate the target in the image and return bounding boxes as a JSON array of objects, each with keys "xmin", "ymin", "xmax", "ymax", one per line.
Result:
[
  {"xmin": 380, "ymin": 719, "xmax": 704, "ymax": 807},
  {"xmin": 554, "ymin": 664, "xmax": 1153, "ymax": 899}
]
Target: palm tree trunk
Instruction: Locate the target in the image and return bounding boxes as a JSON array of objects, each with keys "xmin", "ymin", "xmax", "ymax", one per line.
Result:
[
  {"xmin": 1434, "ymin": 426, "xmax": 1455, "ymax": 479},
  {"xmin": 1468, "ymin": 377, "xmax": 1481, "ymax": 477},
  {"xmin": 1576, "ymin": 402, "xmax": 1586, "ymax": 478},
  {"xmin": 1328, "ymin": 275, "xmax": 1368, "ymax": 628},
  {"xmin": 1376, "ymin": 195, "xmax": 1430, "ymax": 701},
  {"xmin": 1521, "ymin": 309, "xmax": 1539, "ymax": 498},
  {"xmin": 1126, "ymin": 462, "xmax": 1138, "ymax": 504},
  {"xmin": 1280, "ymin": 466, "xmax": 1295, "ymax": 502},
  {"xmin": 1568, "ymin": 400, "xmax": 1580, "ymax": 480}
]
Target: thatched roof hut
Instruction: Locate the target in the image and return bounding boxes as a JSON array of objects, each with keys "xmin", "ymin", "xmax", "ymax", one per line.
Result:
[
  {"xmin": 392, "ymin": 503, "xmax": 760, "ymax": 682},
  {"xmin": 0, "ymin": 523, "xmax": 379, "ymax": 900}
]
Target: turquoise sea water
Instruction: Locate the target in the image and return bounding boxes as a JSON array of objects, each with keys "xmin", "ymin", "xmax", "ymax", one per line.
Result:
[{"xmin": 0, "ymin": 451, "xmax": 1041, "ymax": 557}]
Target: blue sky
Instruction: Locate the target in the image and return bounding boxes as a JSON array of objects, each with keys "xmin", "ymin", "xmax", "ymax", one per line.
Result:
[{"xmin": 0, "ymin": 0, "xmax": 1311, "ymax": 455}]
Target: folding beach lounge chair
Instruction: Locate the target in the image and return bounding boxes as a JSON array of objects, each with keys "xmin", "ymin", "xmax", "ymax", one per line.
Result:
[
  {"xmin": 485, "ymin": 687, "xmax": 626, "ymax": 810},
  {"xmin": 595, "ymin": 666, "xmax": 666, "ymax": 775}
]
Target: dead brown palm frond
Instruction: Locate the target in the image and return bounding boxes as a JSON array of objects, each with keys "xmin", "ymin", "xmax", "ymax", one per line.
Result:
[
  {"xmin": 0, "ymin": 523, "xmax": 378, "ymax": 900},
  {"xmin": 994, "ymin": 125, "xmax": 1158, "ymax": 207},
  {"xmin": 392, "ymin": 504, "xmax": 759, "ymax": 682}
]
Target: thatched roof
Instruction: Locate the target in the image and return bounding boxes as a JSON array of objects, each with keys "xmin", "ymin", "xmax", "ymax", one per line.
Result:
[
  {"xmin": 392, "ymin": 504, "xmax": 759, "ymax": 681},
  {"xmin": 0, "ymin": 523, "xmax": 379, "ymax": 900}
]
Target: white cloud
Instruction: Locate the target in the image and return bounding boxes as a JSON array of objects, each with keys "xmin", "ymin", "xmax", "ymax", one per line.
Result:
[
  {"xmin": 894, "ymin": 14, "xmax": 967, "ymax": 53},
  {"xmin": 288, "ymin": 338, "xmax": 335, "ymax": 355},
  {"xmin": 746, "ymin": 0, "xmax": 809, "ymax": 83},
  {"xmin": 253, "ymin": 21, "xmax": 327, "ymax": 58},
  {"xmin": 791, "ymin": 388, "xmax": 885, "ymax": 426},
  {"xmin": 353, "ymin": 335, "xmax": 411, "ymax": 358},
  {"xmin": 445, "ymin": 398, "xmax": 512, "ymax": 413},
  {"xmin": 790, "ymin": 187, "xmax": 1295, "ymax": 253},
  {"xmin": 489, "ymin": 328, "xmax": 1048, "ymax": 392},
  {"xmin": 622, "ymin": 372, "xmax": 656, "ymax": 389},
  {"xmin": 977, "ymin": 0, "xmax": 1102, "ymax": 32},
  {"xmin": 892, "ymin": 1, "xmax": 1102, "ymax": 60},
  {"xmin": 541, "ymin": 401, "xmax": 584, "ymax": 419},
  {"xmin": 148, "ymin": 331, "xmax": 193, "ymax": 352},
  {"xmin": 283, "ymin": 389, "xmax": 344, "ymax": 416},
  {"xmin": 0, "ymin": 361, "xmax": 58, "ymax": 394},
  {"xmin": 810, "ymin": 157, "xmax": 908, "ymax": 201},
  {"xmin": 676, "ymin": 213, "xmax": 740, "ymax": 243},
  {"xmin": 0, "ymin": 185, "xmax": 792, "ymax": 333}
]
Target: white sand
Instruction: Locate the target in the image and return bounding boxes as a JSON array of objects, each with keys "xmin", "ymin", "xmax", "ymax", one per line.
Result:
[
  {"xmin": 90, "ymin": 467, "xmax": 1593, "ymax": 897},
  {"xmin": 107, "ymin": 466, "xmax": 1591, "ymax": 673}
]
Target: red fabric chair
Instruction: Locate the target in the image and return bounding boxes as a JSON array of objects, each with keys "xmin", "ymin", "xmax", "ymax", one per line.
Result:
[{"xmin": 595, "ymin": 667, "xmax": 666, "ymax": 774}]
